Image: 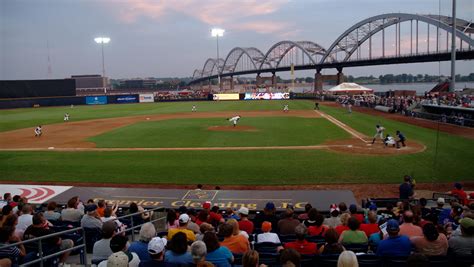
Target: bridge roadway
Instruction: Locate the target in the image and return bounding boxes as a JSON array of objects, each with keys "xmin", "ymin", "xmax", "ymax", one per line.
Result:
[{"xmin": 190, "ymin": 50, "xmax": 474, "ymax": 84}]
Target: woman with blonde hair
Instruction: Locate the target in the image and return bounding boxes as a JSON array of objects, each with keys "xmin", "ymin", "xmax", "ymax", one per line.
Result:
[
  {"xmin": 335, "ymin": 213, "xmax": 351, "ymax": 235},
  {"xmin": 227, "ymin": 218, "xmax": 249, "ymax": 239},
  {"xmin": 337, "ymin": 250, "xmax": 359, "ymax": 267}
]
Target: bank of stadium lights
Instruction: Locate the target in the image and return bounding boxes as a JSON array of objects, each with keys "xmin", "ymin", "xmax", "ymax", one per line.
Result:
[
  {"xmin": 211, "ymin": 28, "xmax": 224, "ymax": 89},
  {"xmin": 94, "ymin": 37, "xmax": 110, "ymax": 94}
]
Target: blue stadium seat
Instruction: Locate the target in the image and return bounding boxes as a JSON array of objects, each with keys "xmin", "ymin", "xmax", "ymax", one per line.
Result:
[
  {"xmin": 317, "ymin": 254, "xmax": 339, "ymax": 267},
  {"xmin": 232, "ymin": 253, "xmax": 243, "ymax": 266},
  {"xmin": 254, "ymin": 242, "xmax": 281, "ymax": 253},
  {"xmin": 357, "ymin": 254, "xmax": 382, "ymax": 267},
  {"xmin": 278, "ymin": 234, "xmax": 297, "ymax": 243},
  {"xmin": 258, "ymin": 252, "xmax": 280, "ymax": 266},
  {"xmin": 343, "ymin": 243, "xmax": 369, "ymax": 253},
  {"xmin": 83, "ymin": 227, "xmax": 102, "ymax": 253}
]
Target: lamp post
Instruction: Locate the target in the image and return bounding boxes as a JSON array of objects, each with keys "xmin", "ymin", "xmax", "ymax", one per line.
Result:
[
  {"xmin": 94, "ymin": 37, "xmax": 110, "ymax": 94},
  {"xmin": 211, "ymin": 28, "xmax": 224, "ymax": 90}
]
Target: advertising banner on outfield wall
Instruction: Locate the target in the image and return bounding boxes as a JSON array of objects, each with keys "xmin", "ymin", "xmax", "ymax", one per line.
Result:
[
  {"xmin": 86, "ymin": 96, "xmax": 107, "ymax": 105},
  {"xmin": 139, "ymin": 94, "xmax": 154, "ymax": 103},
  {"xmin": 212, "ymin": 93, "xmax": 240, "ymax": 101},
  {"xmin": 244, "ymin": 92, "xmax": 290, "ymax": 100},
  {"xmin": 116, "ymin": 95, "xmax": 138, "ymax": 103}
]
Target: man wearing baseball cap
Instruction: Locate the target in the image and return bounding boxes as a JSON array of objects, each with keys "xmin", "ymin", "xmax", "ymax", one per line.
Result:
[
  {"xmin": 448, "ymin": 217, "xmax": 474, "ymax": 255},
  {"xmin": 167, "ymin": 214, "xmax": 196, "ymax": 242},
  {"xmin": 139, "ymin": 237, "xmax": 167, "ymax": 266},
  {"xmin": 237, "ymin": 207, "xmax": 254, "ymax": 235},
  {"xmin": 324, "ymin": 204, "xmax": 341, "ymax": 228},
  {"xmin": 376, "ymin": 219, "xmax": 412, "ymax": 257}
]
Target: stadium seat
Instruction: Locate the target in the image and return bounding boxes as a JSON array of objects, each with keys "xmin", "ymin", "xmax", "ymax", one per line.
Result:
[
  {"xmin": 232, "ymin": 253, "xmax": 243, "ymax": 266},
  {"xmin": 317, "ymin": 254, "xmax": 339, "ymax": 267},
  {"xmin": 83, "ymin": 227, "xmax": 102, "ymax": 253},
  {"xmin": 306, "ymin": 235, "xmax": 325, "ymax": 244},
  {"xmin": 254, "ymin": 242, "xmax": 281, "ymax": 253},
  {"xmin": 157, "ymin": 231, "xmax": 168, "ymax": 238},
  {"xmin": 91, "ymin": 258, "xmax": 107, "ymax": 266},
  {"xmin": 343, "ymin": 243, "xmax": 369, "ymax": 253},
  {"xmin": 278, "ymin": 234, "xmax": 297, "ymax": 243},
  {"xmin": 258, "ymin": 252, "xmax": 280, "ymax": 266},
  {"xmin": 301, "ymin": 254, "xmax": 317, "ymax": 267},
  {"xmin": 427, "ymin": 255, "xmax": 450, "ymax": 267},
  {"xmin": 383, "ymin": 256, "xmax": 409, "ymax": 267},
  {"xmin": 452, "ymin": 254, "xmax": 474, "ymax": 267},
  {"xmin": 357, "ymin": 254, "xmax": 382, "ymax": 267}
]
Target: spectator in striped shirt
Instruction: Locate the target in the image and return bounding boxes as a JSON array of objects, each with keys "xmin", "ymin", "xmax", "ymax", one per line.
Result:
[{"xmin": 0, "ymin": 226, "xmax": 26, "ymax": 265}]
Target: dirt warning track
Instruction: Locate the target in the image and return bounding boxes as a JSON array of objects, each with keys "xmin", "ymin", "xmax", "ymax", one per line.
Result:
[{"xmin": 0, "ymin": 110, "xmax": 424, "ymax": 155}]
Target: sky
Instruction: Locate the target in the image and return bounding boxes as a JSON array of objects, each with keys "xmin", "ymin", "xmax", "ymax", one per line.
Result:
[{"xmin": 0, "ymin": 0, "xmax": 473, "ymax": 80}]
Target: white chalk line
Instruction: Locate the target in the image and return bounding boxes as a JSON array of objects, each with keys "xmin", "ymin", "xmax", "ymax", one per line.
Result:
[{"xmin": 314, "ymin": 110, "xmax": 369, "ymax": 143}]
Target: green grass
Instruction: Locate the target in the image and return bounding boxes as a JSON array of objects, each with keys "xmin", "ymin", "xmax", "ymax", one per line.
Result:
[
  {"xmin": 89, "ymin": 117, "xmax": 349, "ymax": 147},
  {"xmin": 1, "ymin": 100, "xmax": 473, "ymax": 184},
  {"xmin": 0, "ymin": 100, "xmax": 313, "ymax": 132}
]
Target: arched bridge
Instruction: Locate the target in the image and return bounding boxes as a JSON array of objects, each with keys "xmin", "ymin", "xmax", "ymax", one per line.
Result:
[{"xmin": 190, "ymin": 13, "xmax": 474, "ymax": 87}]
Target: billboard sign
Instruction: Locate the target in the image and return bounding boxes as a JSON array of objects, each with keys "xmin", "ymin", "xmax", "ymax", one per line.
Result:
[
  {"xmin": 244, "ymin": 92, "xmax": 290, "ymax": 100},
  {"xmin": 116, "ymin": 95, "xmax": 138, "ymax": 103},
  {"xmin": 139, "ymin": 94, "xmax": 154, "ymax": 103},
  {"xmin": 85, "ymin": 96, "xmax": 107, "ymax": 105},
  {"xmin": 212, "ymin": 93, "xmax": 240, "ymax": 101}
]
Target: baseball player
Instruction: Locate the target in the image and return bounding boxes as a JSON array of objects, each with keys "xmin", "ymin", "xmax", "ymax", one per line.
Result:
[
  {"xmin": 384, "ymin": 134, "xmax": 396, "ymax": 147},
  {"xmin": 227, "ymin": 115, "xmax": 241, "ymax": 127},
  {"xmin": 396, "ymin": 130, "xmax": 406, "ymax": 149},
  {"xmin": 64, "ymin": 113, "xmax": 70, "ymax": 121},
  {"xmin": 192, "ymin": 105, "xmax": 197, "ymax": 112},
  {"xmin": 314, "ymin": 102, "xmax": 320, "ymax": 110},
  {"xmin": 371, "ymin": 125, "xmax": 385, "ymax": 144},
  {"xmin": 34, "ymin": 125, "xmax": 42, "ymax": 137},
  {"xmin": 283, "ymin": 104, "xmax": 289, "ymax": 112}
]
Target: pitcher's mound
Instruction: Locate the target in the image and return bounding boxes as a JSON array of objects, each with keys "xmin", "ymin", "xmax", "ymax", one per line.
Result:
[{"xmin": 208, "ymin": 125, "xmax": 258, "ymax": 132}]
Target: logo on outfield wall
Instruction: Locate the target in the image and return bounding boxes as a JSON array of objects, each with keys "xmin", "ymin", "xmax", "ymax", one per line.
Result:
[{"xmin": 0, "ymin": 185, "xmax": 72, "ymax": 204}]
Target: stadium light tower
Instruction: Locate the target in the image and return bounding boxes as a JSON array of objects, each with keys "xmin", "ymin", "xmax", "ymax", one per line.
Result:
[
  {"xmin": 94, "ymin": 37, "xmax": 110, "ymax": 94},
  {"xmin": 211, "ymin": 28, "xmax": 224, "ymax": 90}
]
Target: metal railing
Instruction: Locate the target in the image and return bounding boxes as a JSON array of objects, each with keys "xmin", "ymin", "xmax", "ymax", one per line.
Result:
[{"xmin": 0, "ymin": 206, "xmax": 167, "ymax": 266}]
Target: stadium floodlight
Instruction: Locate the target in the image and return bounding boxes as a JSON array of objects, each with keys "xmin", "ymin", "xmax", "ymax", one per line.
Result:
[
  {"xmin": 211, "ymin": 28, "xmax": 224, "ymax": 90},
  {"xmin": 94, "ymin": 37, "xmax": 110, "ymax": 94}
]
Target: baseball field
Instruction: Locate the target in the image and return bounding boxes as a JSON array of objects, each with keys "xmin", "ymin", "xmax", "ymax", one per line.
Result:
[{"xmin": 0, "ymin": 100, "xmax": 473, "ymax": 186}]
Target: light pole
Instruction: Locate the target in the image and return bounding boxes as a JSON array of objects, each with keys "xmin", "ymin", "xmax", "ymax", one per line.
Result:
[
  {"xmin": 211, "ymin": 28, "xmax": 224, "ymax": 90},
  {"xmin": 94, "ymin": 37, "xmax": 110, "ymax": 94}
]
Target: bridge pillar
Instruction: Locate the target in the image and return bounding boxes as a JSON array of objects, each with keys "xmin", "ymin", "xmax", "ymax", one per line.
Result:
[
  {"xmin": 314, "ymin": 69, "xmax": 323, "ymax": 91},
  {"xmin": 208, "ymin": 79, "xmax": 212, "ymax": 91},
  {"xmin": 230, "ymin": 76, "xmax": 234, "ymax": 91},
  {"xmin": 337, "ymin": 68, "xmax": 344, "ymax": 85},
  {"xmin": 272, "ymin": 72, "xmax": 277, "ymax": 89}
]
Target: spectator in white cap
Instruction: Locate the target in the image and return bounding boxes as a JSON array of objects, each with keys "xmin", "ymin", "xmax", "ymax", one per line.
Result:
[
  {"xmin": 105, "ymin": 251, "xmax": 129, "ymax": 267},
  {"xmin": 324, "ymin": 204, "xmax": 342, "ymax": 228},
  {"xmin": 237, "ymin": 207, "xmax": 254, "ymax": 235},
  {"xmin": 129, "ymin": 222, "xmax": 156, "ymax": 261},
  {"xmin": 167, "ymin": 214, "xmax": 196, "ymax": 242},
  {"xmin": 138, "ymin": 236, "xmax": 167, "ymax": 267}
]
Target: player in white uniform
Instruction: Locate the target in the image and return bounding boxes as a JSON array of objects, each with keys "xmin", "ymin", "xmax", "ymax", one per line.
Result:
[
  {"xmin": 283, "ymin": 104, "xmax": 289, "ymax": 112},
  {"xmin": 64, "ymin": 113, "xmax": 70, "ymax": 121},
  {"xmin": 228, "ymin": 115, "xmax": 241, "ymax": 127},
  {"xmin": 371, "ymin": 125, "xmax": 385, "ymax": 144},
  {"xmin": 384, "ymin": 134, "xmax": 396, "ymax": 147},
  {"xmin": 192, "ymin": 105, "xmax": 197, "ymax": 112},
  {"xmin": 34, "ymin": 125, "xmax": 42, "ymax": 137}
]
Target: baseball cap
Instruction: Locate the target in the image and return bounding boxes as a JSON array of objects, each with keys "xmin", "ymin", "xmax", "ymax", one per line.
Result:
[
  {"xmin": 107, "ymin": 251, "xmax": 129, "ymax": 267},
  {"xmin": 454, "ymin": 182, "xmax": 462, "ymax": 189},
  {"xmin": 148, "ymin": 237, "xmax": 167, "ymax": 255},
  {"xmin": 178, "ymin": 205, "xmax": 188, "ymax": 214},
  {"xmin": 437, "ymin": 198, "xmax": 445, "ymax": 204},
  {"xmin": 238, "ymin": 207, "xmax": 249, "ymax": 215},
  {"xmin": 452, "ymin": 205, "xmax": 463, "ymax": 214},
  {"xmin": 179, "ymin": 214, "xmax": 190, "ymax": 223},
  {"xmin": 202, "ymin": 201, "xmax": 211, "ymax": 209},
  {"xmin": 386, "ymin": 219, "xmax": 400, "ymax": 231},
  {"xmin": 265, "ymin": 202, "xmax": 275, "ymax": 210},
  {"xmin": 262, "ymin": 221, "xmax": 272, "ymax": 232},
  {"xmin": 368, "ymin": 203, "xmax": 377, "ymax": 211},
  {"xmin": 460, "ymin": 218, "xmax": 474, "ymax": 229},
  {"xmin": 329, "ymin": 204, "xmax": 340, "ymax": 213},
  {"xmin": 85, "ymin": 204, "xmax": 98, "ymax": 213}
]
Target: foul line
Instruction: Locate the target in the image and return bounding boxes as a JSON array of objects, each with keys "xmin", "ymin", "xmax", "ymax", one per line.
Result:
[
  {"xmin": 315, "ymin": 110, "xmax": 369, "ymax": 143},
  {"xmin": 0, "ymin": 144, "xmax": 354, "ymax": 152}
]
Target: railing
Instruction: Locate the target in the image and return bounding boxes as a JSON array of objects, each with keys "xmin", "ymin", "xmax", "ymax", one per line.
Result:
[{"xmin": 0, "ymin": 206, "xmax": 166, "ymax": 266}]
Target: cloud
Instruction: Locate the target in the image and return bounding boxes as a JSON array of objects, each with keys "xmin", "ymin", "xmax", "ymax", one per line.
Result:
[{"xmin": 110, "ymin": 0, "xmax": 292, "ymax": 35}]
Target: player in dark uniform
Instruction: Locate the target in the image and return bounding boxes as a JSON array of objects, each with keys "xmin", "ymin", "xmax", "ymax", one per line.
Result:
[{"xmin": 396, "ymin": 130, "xmax": 406, "ymax": 149}]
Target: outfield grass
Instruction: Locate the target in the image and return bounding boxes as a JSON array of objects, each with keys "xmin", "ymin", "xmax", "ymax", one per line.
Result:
[
  {"xmin": 89, "ymin": 117, "xmax": 349, "ymax": 147},
  {"xmin": 0, "ymin": 100, "xmax": 312, "ymax": 132},
  {"xmin": 1, "ymin": 100, "xmax": 473, "ymax": 184}
]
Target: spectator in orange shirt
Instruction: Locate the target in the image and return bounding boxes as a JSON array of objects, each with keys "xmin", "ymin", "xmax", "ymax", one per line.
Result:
[
  {"xmin": 219, "ymin": 222, "xmax": 249, "ymax": 254},
  {"xmin": 283, "ymin": 224, "xmax": 318, "ymax": 255},
  {"xmin": 96, "ymin": 200, "xmax": 106, "ymax": 218},
  {"xmin": 399, "ymin": 211, "xmax": 423, "ymax": 238}
]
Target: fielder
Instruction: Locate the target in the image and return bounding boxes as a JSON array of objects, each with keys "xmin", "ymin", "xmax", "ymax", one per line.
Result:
[
  {"xmin": 371, "ymin": 125, "xmax": 385, "ymax": 144},
  {"xmin": 192, "ymin": 105, "xmax": 197, "ymax": 112},
  {"xmin": 283, "ymin": 104, "xmax": 289, "ymax": 112},
  {"xmin": 227, "ymin": 115, "xmax": 241, "ymax": 127},
  {"xmin": 34, "ymin": 125, "xmax": 42, "ymax": 137},
  {"xmin": 64, "ymin": 113, "xmax": 70, "ymax": 121}
]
